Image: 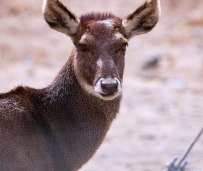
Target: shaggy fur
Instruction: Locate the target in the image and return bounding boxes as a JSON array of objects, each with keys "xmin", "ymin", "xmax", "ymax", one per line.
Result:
[{"xmin": 0, "ymin": 0, "xmax": 160, "ymax": 170}]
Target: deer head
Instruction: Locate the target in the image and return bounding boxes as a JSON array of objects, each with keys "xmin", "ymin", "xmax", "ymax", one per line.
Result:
[{"xmin": 43, "ymin": 0, "xmax": 161, "ymax": 100}]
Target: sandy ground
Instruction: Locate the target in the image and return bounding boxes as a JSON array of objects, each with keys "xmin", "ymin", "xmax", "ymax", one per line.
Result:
[{"xmin": 0, "ymin": 0, "xmax": 203, "ymax": 170}]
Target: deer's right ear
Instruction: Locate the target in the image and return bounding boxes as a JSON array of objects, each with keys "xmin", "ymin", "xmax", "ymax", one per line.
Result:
[{"xmin": 43, "ymin": 0, "xmax": 79, "ymax": 37}]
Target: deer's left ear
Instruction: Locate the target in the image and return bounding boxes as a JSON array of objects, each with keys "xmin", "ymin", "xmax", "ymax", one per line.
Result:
[{"xmin": 122, "ymin": 0, "xmax": 161, "ymax": 39}]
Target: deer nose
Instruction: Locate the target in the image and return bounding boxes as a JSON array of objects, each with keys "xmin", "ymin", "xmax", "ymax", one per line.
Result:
[{"xmin": 101, "ymin": 79, "xmax": 118, "ymax": 95}]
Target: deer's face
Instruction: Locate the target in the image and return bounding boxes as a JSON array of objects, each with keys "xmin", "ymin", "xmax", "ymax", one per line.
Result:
[
  {"xmin": 73, "ymin": 17, "xmax": 127, "ymax": 100},
  {"xmin": 43, "ymin": 0, "xmax": 161, "ymax": 100}
]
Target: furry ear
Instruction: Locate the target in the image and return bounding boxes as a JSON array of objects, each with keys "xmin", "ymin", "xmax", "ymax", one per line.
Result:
[
  {"xmin": 122, "ymin": 0, "xmax": 161, "ymax": 39},
  {"xmin": 43, "ymin": 0, "xmax": 79, "ymax": 37}
]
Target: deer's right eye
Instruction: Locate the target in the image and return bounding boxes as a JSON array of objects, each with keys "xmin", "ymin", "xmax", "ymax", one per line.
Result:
[
  {"xmin": 120, "ymin": 43, "xmax": 128, "ymax": 52},
  {"xmin": 78, "ymin": 44, "xmax": 89, "ymax": 52}
]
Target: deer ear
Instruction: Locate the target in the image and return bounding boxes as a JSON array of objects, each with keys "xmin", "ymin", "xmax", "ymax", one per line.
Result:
[
  {"xmin": 122, "ymin": 0, "xmax": 161, "ymax": 39},
  {"xmin": 43, "ymin": 0, "xmax": 79, "ymax": 37}
]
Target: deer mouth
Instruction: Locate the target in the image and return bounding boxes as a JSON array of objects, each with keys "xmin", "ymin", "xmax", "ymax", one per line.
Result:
[{"xmin": 99, "ymin": 92, "xmax": 117, "ymax": 97}]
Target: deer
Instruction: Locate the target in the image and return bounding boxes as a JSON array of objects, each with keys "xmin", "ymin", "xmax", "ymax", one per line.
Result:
[{"xmin": 0, "ymin": 0, "xmax": 161, "ymax": 170}]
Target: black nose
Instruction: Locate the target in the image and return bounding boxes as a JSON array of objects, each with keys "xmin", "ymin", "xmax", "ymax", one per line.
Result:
[{"xmin": 101, "ymin": 81, "xmax": 118, "ymax": 95}]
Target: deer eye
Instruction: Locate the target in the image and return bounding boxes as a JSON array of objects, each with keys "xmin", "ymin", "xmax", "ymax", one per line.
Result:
[
  {"xmin": 78, "ymin": 44, "xmax": 89, "ymax": 52},
  {"xmin": 116, "ymin": 43, "xmax": 128, "ymax": 53},
  {"xmin": 121, "ymin": 43, "xmax": 128, "ymax": 51}
]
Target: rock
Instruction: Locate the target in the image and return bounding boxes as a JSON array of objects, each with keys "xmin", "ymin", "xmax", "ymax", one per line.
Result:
[{"xmin": 142, "ymin": 55, "xmax": 160, "ymax": 70}]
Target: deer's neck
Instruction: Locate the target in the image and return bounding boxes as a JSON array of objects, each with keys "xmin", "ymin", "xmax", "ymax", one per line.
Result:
[
  {"xmin": 35, "ymin": 50, "xmax": 122, "ymax": 170},
  {"xmin": 45, "ymin": 52, "xmax": 76, "ymax": 103},
  {"xmin": 43, "ymin": 50, "xmax": 121, "ymax": 126}
]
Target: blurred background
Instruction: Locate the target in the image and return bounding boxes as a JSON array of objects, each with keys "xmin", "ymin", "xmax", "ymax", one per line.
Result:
[{"xmin": 0, "ymin": 0, "xmax": 203, "ymax": 170}]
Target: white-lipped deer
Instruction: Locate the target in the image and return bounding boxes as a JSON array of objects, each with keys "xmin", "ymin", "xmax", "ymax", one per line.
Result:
[{"xmin": 0, "ymin": 0, "xmax": 161, "ymax": 170}]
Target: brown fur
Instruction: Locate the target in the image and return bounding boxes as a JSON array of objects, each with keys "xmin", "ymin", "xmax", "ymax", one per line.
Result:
[
  {"xmin": 80, "ymin": 13, "xmax": 122, "ymax": 25},
  {"xmin": 0, "ymin": 0, "xmax": 160, "ymax": 170},
  {"xmin": 0, "ymin": 55, "xmax": 120, "ymax": 171}
]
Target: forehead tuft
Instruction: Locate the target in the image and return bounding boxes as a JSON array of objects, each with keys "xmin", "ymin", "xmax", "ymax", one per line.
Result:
[
  {"xmin": 80, "ymin": 13, "xmax": 122, "ymax": 28},
  {"xmin": 96, "ymin": 19, "xmax": 114, "ymax": 28}
]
